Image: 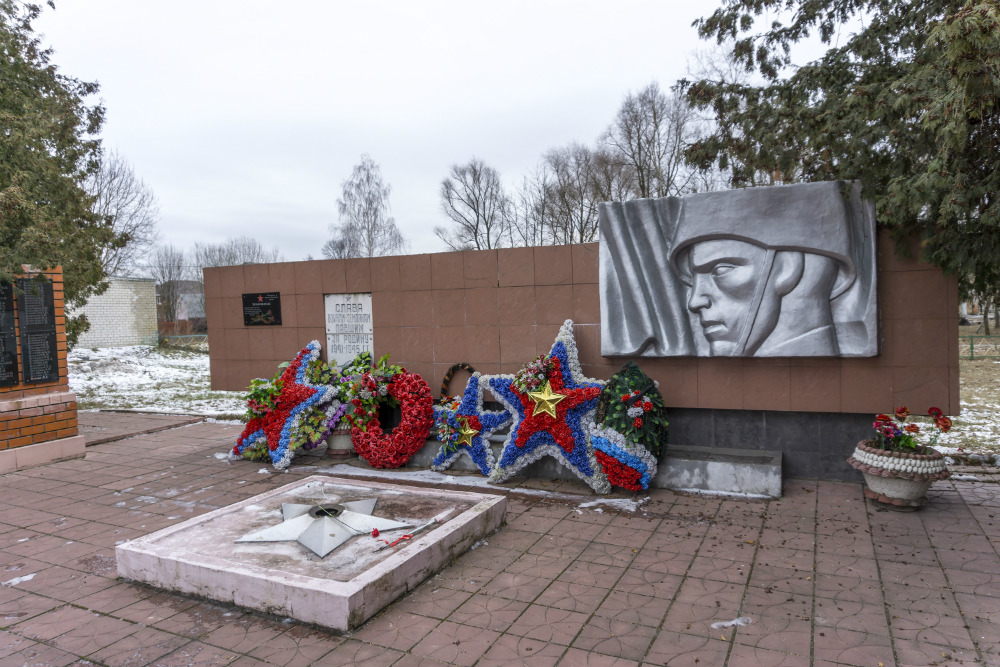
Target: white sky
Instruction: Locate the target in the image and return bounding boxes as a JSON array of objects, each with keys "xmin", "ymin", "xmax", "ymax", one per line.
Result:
[{"xmin": 36, "ymin": 1, "xmax": 716, "ymax": 263}]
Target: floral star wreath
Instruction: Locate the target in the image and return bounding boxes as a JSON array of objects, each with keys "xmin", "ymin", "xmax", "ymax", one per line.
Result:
[
  {"xmin": 232, "ymin": 340, "xmax": 338, "ymax": 470},
  {"xmin": 485, "ymin": 319, "xmax": 611, "ymax": 494},
  {"xmin": 432, "ymin": 372, "xmax": 512, "ymax": 476}
]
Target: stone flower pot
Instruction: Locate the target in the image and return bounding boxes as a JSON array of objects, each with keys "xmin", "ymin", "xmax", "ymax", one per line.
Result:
[
  {"xmin": 325, "ymin": 427, "xmax": 356, "ymax": 459},
  {"xmin": 847, "ymin": 440, "xmax": 950, "ymax": 509}
]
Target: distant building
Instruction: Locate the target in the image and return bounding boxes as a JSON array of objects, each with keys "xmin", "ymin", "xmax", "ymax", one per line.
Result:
[
  {"xmin": 74, "ymin": 277, "xmax": 158, "ymax": 347},
  {"xmin": 157, "ymin": 280, "xmax": 206, "ymax": 334}
]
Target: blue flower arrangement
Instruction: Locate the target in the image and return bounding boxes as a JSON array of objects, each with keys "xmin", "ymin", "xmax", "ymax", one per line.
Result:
[{"xmin": 431, "ymin": 373, "xmax": 511, "ymax": 476}]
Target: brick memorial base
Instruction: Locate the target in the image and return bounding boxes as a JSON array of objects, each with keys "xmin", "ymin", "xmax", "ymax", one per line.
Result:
[{"xmin": 0, "ymin": 266, "xmax": 84, "ymax": 472}]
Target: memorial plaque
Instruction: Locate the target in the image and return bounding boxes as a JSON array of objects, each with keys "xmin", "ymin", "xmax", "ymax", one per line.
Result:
[
  {"xmin": 16, "ymin": 277, "xmax": 58, "ymax": 384},
  {"xmin": 324, "ymin": 293, "xmax": 374, "ymax": 366},
  {"xmin": 0, "ymin": 283, "xmax": 17, "ymax": 387},
  {"xmin": 243, "ymin": 292, "xmax": 282, "ymax": 326}
]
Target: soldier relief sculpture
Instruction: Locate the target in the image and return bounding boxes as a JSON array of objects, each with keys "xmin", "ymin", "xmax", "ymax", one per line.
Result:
[{"xmin": 599, "ymin": 181, "xmax": 877, "ymax": 357}]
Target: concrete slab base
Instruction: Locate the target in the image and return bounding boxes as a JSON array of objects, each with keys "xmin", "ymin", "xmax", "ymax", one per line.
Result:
[
  {"xmin": 410, "ymin": 438, "xmax": 782, "ymax": 498},
  {"xmin": 115, "ymin": 475, "xmax": 506, "ymax": 631},
  {"xmin": 655, "ymin": 445, "xmax": 782, "ymax": 498},
  {"xmin": 0, "ymin": 435, "xmax": 86, "ymax": 474}
]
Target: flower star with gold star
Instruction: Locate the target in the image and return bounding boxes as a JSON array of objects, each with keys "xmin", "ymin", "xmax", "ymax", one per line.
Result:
[
  {"xmin": 431, "ymin": 373, "xmax": 512, "ymax": 476},
  {"xmin": 486, "ymin": 320, "xmax": 610, "ymax": 494},
  {"xmin": 527, "ymin": 381, "xmax": 565, "ymax": 419}
]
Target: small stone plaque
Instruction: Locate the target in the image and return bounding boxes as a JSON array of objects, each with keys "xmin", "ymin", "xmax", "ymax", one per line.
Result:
[
  {"xmin": 16, "ymin": 277, "xmax": 58, "ymax": 384},
  {"xmin": 0, "ymin": 283, "xmax": 17, "ymax": 387},
  {"xmin": 324, "ymin": 293, "xmax": 374, "ymax": 366},
  {"xmin": 242, "ymin": 292, "xmax": 282, "ymax": 326}
]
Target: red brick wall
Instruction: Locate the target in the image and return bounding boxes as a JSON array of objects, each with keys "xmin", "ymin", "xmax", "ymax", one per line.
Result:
[
  {"xmin": 0, "ymin": 267, "xmax": 79, "ymax": 450},
  {"xmin": 205, "ymin": 231, "xmax": 959, "ymax": 416}
]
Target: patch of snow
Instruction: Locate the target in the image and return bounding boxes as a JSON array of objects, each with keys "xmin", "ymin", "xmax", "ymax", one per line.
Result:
[
  {"xmin": 579, "ymin": 497, "xmax": 649, "ymax": 512},
  {"xmin": 672, "ymin": 488, "xmax": 772, "ymax": 500},
  {"xmin": 2, "ymin": 573, "xmax": 35, "ymax": 586},
  {"xmin": 67, "ymin": 345, "xmax": 245, "ymax": 415}
]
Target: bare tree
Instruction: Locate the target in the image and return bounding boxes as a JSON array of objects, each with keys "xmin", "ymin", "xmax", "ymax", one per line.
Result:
[
  {"xmin": 85, "ymin": 149, "xmax": 160, "ymax": 276},
  {"xmin": 321, "ymin": 236, "xmax": 353, "ymax": 259},
  {"xmin": 191, "ymin": 235, "xmax": 283, "ymax": 269},
  {"xmin": 435, "ymin": 158, "xmax": 512, "ymax": 251},
  {"xmin": 602, "ymin": 82, "xmax": 700, "ymax": 198},
  {"xmin": 543, "ymin": 143, "xmax": 602, "ymax": 244},
  {"xmin": 590, "ymin": 147, "xmax": 637, "ymax": 204},
  {"xmin": 147, "ymin": 244, "xmax": 186, "ymax": 324},
  {"xmin": 510, "ymin": 167, "xmax": 553, "ymax": 247},
  {"xmin": 330, "ymin": 155, "xmax": 406, "ymax": 258}
]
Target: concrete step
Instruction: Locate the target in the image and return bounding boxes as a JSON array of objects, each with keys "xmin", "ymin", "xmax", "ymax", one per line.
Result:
[{"xmin": 407, "ymin": 437, "xmax": 782, "ymax": 498}]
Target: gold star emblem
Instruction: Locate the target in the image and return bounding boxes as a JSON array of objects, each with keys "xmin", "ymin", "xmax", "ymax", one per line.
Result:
[
  {"xmin": 455, "ymin": 417, "xmax": 479, "ymax": 446},
  {"xmin": 527, "ymin": 381, "xmax": 566, "ymax": 419}
]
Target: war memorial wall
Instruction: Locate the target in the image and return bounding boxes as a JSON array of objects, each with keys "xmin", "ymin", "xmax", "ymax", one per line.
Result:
[
  {"xmin": 205, "ymin": 183, "xmax": 959, "ymax": 480},
  {"xmin": 0, "ymin": 266, "xmax": 85, "ymax": 472}
]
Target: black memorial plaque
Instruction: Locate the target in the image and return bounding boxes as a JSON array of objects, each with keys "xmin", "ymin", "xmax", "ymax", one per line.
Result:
[
  {"xmin": 242, "ymin": 292, "xmax": 282, "ymax": 326},
  {"xmin": 0, "ymin": 283, "xmax": 17, "ymax": 387},
  {"xmin": 16, "ymin": 277, "xmax": 59, "ymax": 384}
]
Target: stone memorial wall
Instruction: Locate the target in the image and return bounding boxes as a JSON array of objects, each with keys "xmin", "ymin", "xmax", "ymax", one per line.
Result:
[
  {"xmin": 204, "ymin": 227, "xmax": 958, "ymax": 479},
  {"xmin": 0, "ymin": 267, "xmax": 85, "ymax": 473}
]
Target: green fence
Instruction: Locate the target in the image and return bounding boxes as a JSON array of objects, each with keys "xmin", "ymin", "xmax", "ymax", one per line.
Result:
[{"xmin": 961, "ymin": 335, "xmax": 1000, "ymax": 359}]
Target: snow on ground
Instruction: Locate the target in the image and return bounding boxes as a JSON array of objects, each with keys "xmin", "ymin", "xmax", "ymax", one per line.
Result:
[{"xmin": 68, "ymin": 345, "xmax": 246, "ymax": 417}]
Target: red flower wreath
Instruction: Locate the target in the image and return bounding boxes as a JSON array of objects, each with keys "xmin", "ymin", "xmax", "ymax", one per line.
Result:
[{"xmin": 351, "ymin": 371, "xmax": 434, "ymax": 468}]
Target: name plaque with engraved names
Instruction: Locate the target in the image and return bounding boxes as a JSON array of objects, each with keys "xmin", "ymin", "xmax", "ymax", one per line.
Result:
[
  {"xmin": 16, "ymin": 277, "xmax": 58, "ymax": 384},
  {"xmin": 0, "ymin": 283, "xmax": 17, "ymax": 387}
]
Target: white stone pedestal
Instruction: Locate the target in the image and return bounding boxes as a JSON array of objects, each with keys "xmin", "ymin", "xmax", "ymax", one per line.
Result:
[{"xmin": 115, "ymin": 476, "xmax": 505, "ymax": 630}]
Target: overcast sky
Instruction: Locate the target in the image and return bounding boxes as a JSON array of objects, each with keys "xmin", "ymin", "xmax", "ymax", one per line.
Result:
[{"xmin": 36, "ymin": 1, "xmax": 715, "ymax": 265}]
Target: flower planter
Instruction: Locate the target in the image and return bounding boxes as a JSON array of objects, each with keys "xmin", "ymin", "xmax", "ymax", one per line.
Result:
[
  {"xmin": 325, "ymin": 427, "xmax": 355, "ymax": 459},
  {"xmin": 847, "ymin": 440, "xmax": 950, "ymax": 509}
]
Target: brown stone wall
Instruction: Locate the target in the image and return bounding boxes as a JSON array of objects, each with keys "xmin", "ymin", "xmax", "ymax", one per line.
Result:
[
  {"xmin": 0, "ymin": 266, "xmax": 80, "ymax": 452},
  {"xmin": 205, "ymin": 231, "xmax": 959, "ymax": 416}
]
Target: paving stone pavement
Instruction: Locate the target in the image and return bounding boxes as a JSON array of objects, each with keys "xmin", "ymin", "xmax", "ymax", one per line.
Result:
[
  {"xmin": 78, "ymin": 412, "xmax": 205, "ymax": 446},
  {"xmin": 1, "ymin": 414, "xmax": 998, "ymax": 666}
]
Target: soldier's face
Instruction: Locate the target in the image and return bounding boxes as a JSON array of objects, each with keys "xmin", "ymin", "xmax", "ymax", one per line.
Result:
[{"xmin": 685, "ymin": 240, "xmax": 767, "ymax": 355}]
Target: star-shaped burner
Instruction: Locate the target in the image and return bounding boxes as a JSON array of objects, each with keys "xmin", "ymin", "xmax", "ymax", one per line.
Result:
[{"xmin": 235, "ymin": 499, "xmax": 411, "ymax": 558}]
